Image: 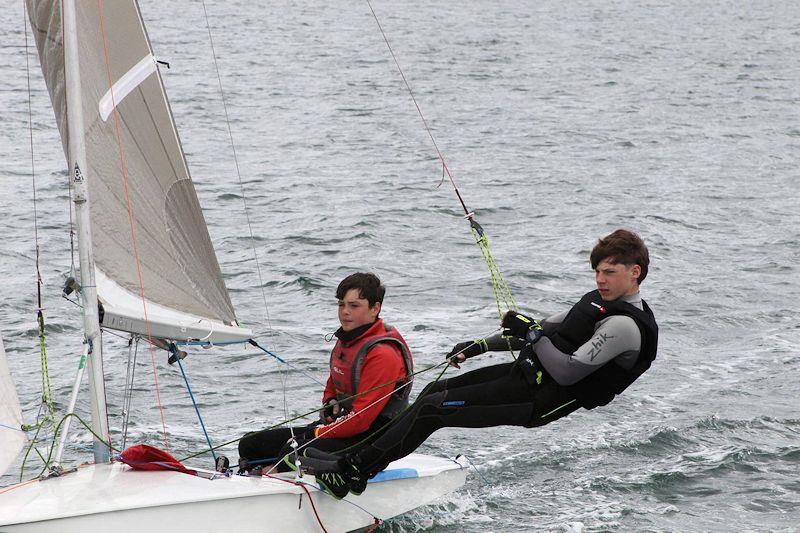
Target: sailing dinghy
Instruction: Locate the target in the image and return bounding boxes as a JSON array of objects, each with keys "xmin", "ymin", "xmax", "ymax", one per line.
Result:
[{"xmin": 0, "ymin": 1, "xmax": 465, "ymax": 531}]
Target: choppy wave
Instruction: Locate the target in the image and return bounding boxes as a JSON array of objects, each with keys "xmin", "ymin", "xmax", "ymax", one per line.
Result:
[{"xmin": 3, "ymin": 1, "xmax": 800, "ymax": 531}]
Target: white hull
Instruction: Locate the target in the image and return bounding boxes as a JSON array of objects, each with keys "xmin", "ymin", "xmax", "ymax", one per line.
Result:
[{"xmin": 0, "ymin": 454, "xmax": 465, "ymax": 532}]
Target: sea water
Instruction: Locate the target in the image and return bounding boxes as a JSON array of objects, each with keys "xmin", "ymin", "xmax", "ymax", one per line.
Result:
[{"xmin": 1, "ymin": 1, "xmax": 798, "ymax": 530}]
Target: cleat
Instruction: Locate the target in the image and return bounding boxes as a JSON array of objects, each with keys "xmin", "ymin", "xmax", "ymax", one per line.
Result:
[{"xmin": 215, "ymin": 455, "xmax": 230, "ymax": 473}]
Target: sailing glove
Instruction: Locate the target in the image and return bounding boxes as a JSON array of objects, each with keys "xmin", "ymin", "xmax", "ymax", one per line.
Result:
[
  {"xmin": 446, "ymin": 338, "xmax": 489, "ymax": 367},
  {"xmin": 320, "ymin": 398, "xmax": 342, "ymax": 423},
  {"xmin": 501, "ymin": 311, "xmax": 543, "ymax": 344}
]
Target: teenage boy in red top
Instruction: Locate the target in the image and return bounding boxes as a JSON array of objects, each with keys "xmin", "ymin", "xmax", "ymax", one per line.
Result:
[{"xmin": 238, "ymin": 273, "xmax": 412, "ymax": 486}]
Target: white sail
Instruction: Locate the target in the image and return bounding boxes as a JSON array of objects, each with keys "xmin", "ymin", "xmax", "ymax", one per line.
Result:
[
  {"xmin": 26, "ymin": 0, "xmax": 251, "ymax": 344},
  {"xmin": 0, "ymin": 334, "xmax": 26, "ymax": 477}
]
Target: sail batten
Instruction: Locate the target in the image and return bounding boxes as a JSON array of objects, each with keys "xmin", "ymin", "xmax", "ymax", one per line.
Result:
[
  {"xmin": 27, "ymin": 0, "xmax": 250, "ymax": 342},
  {"xmin": 98, "ymin": 54, "xmax": 157, "ymax": 121}
]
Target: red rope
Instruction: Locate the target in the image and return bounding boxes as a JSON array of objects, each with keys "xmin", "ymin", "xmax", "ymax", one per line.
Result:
[
  {"xmin": 365, "ymin": 0, "xmax": 471, "ymax": 216},
  {"xmin": 265, "ymin": 475, "xmax": 328, "ymax": 533},
  {"xmin": 24, "ymin": 3, "xmax": 41, "ymax": 312},
  {"xmin": 96, "ymin": 0, "xmax": 168, "ymax": 449},
  {"xmin": 0, "ymin": 478, "xmax": 38, "ymax": 496}
]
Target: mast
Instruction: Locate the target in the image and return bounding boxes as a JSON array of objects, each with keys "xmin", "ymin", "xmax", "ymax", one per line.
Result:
[{"xmin": 63, "ymin": 0, "xmax": 111, "ymax": 463}]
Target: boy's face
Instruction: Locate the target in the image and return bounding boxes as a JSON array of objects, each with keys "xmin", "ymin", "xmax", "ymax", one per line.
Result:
[
  {"xmin": 338, "ymin": 288, "xmax": 381, "ymax": 331},
  {"xmin": 595, "ymin": 259, "xmax": 641, "ymax": 301}
]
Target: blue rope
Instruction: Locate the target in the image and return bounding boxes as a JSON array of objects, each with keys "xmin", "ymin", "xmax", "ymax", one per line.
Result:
[
  {"xmin": 248, "ymin": 340, "xmax": 325, "ymax": 387},
  {"xmin": 175, "ymin": 354, "xmax": 217, "ymax": 466},
  {"xmin": 463, "ymin": 454, "xmax": 490, "ymax": 485},
  {"xmin": 241, "ymin": 457, "xmax": 280, "ymax": 469},
  {"xmin": 172, "ymin": 338, "xmax": 325, "ymax": 388},
  {"xmin": 0, "ymin": 421, "xmax": 26, "ymax": 432}
]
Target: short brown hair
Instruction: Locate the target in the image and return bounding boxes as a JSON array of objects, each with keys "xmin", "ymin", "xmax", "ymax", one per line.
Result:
[
  {"xmin": 590, "ymin": 229, "xmax": 649, "ymax": 284},
  {"xmin": 336, "ymin": 272, "xmax": 385, "ymax": 307}
]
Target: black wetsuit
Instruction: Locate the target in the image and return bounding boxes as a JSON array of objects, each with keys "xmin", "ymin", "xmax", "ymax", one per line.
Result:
[
  {"xmin": 238, "ymin": 418, "xmax": 390, "ymax": 472},
  {"xmin": 346, "ymin": 291, "xmax": 658, "ymax": 477}
]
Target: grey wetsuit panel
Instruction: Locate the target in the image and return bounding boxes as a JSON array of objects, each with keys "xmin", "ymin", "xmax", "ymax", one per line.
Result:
[{"xmin": 533, "ymin": 293, "xmax": 643, "ymax": 386}]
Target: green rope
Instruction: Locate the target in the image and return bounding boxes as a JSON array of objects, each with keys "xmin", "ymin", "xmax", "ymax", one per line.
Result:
[
  {"xmin": 18, "ymin": 421, "xmax": 44, "ymax": 482},
  {"xmin": 37, "ymin": 311, "xmax": 56, "ymax": 425},
  {"xmin": 469, "ymin": 224, "xmax": 517, "ymax": 318},
  {"xmin": 26, "ymin": 0, "xmax": 55, "ymax": 432},
  {"xmin": 19, "ymin": 311, "xmax": 58, "ymax": 482},
  {"xmin": 468, "ymin": 221, "xmax": 520, "ymax": 357},
  {"xmin": 19, "ymin": 412, "xmax": 120, "ymax": 482}
]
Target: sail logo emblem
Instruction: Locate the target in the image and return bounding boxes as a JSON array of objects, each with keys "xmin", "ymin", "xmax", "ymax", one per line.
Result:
[{"xmin": 73, "ymin": 163, "xmax": 84, "ymax": 183}]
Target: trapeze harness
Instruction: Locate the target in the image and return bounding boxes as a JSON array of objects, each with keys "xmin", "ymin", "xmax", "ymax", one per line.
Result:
[{"xmin": 542, "ymin": 289, "xmax": 659, "ymax": 409}]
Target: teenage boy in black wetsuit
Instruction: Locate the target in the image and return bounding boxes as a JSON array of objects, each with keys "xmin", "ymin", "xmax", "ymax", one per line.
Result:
[{"xmin": 302, "ymin": 229, "xmax": 658, "ymax": 498}]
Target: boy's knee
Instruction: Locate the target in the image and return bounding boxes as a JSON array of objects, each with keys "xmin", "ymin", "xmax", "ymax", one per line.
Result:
[{"xmin": 238, "ymin": 434, "xmax": 255, "ymax": 459}]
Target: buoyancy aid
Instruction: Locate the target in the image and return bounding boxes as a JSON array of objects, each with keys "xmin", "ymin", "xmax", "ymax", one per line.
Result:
[
  {"xmin": 329, "ymin": 319, "xmax": 414, "ymax": 418},
  {"xmin": 545, "ymin": 290, "xmax": 658, "ymax": 409}
]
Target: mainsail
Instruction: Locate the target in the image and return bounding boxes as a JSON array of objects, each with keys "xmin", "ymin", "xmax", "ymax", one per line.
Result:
[
  {"xmin": 0, "ymin": 335, "xmax": 26, "ymax": 477},
  {"xmin": 26, "ymin": 0, "xmax": 251, "ymax": 343}
]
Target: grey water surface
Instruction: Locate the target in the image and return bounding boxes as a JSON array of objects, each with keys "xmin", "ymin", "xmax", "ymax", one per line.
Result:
[{"xmin": 1, "ymin": 1, "xmax": 799, "ymax": 531}]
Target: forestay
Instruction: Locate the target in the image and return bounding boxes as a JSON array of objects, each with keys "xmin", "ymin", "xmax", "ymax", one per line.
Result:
[{"xmin": 26, "ymin": 0, "xmax": 251, "ymax": 344}]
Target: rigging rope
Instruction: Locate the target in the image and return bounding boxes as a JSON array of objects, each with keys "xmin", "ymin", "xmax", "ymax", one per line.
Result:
[
  {"xmin": 198, "ymin": 1, "xmax": 314, "ymax": 472},
  {"xmin": 364, "ymin": 0, "xmax": 517, "ymax": 318},
  {"xmin": 19, "ymin": 411, "xmax": 122, "ymax": 482},
  {"xmin": 96, "ymin": 0, "xmax": 167, "ymax": 449},
  {"xmin": 23, "ymin": 0, "xmax": 56, "ymax": 429},
  {"xmin": 249, "ymin": 339, "xmax": 326, "ymax": 387},
  {"xmin": 178, "ymin": 355, "xmax": 450, "ymax": 462},
  {"xmin": 178, "ymin": 332, "xmax": 498, "ymax": 463},
  {"xmin": 278, "ymin": 348, "xmax": 457, "ymax": 463},
  {"xmin": 199, "ymin": 0, "xmax": 273, "ymax": 337},
  {"xmin": 264, "ymin": 475, "xmax": 330, "ymax": 532},
  {"xmin": 121, "ymin": 335, "xmax": 139, "ymax": 450},
  {"xmin": 174, "ymin": 353, "xmax": 217, "ymax": 466}
]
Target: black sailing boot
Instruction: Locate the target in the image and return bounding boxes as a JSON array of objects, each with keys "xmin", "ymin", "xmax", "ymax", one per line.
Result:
[{"xmin": 302, "ymin": 448, "xmax": 367, "ymax": 496}]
